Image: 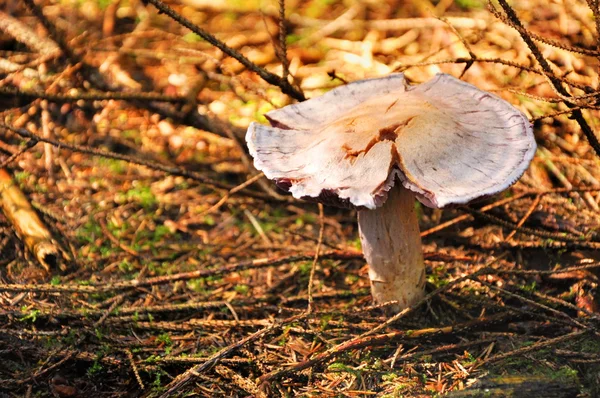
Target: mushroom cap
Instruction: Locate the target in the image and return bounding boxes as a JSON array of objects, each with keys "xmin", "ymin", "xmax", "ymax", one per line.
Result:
[{"xmin": 246, "ymin": 73, "xmax": 536, "ymax": 210}]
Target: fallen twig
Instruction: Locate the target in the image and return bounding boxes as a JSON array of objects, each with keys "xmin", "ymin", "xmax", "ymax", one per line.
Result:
[{"xmin": 0, "ymin": 169, "xmax": 60, "ymax": 270}]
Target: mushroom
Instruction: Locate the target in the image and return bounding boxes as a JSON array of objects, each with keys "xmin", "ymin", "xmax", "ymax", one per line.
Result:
[{"xmin": 246, "ymin": 73, "xmax": 536, "ymax": 311}]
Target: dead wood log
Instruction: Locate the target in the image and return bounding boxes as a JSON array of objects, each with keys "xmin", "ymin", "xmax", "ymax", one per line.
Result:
[{"xmin": 0, "ymin": 169, "xmax": 59, "ymax": 270}]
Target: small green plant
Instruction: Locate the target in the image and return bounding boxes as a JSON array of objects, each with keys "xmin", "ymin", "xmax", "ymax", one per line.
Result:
[
  {"xmin": 187, "ymin": 278, "xmax": 209, "ymax": 294},
  {"xmin": 299, "ymin": 261, "xmax": 313, "ymax": 276},
  {"xmin": 156, "ymin": 333, "xmax": 172, "ymax": 347},
  {"xmin": 152, "ymin": 371, "xmax": 165, "ymax": 392},
  {"xmin": 349, "ymin": 237, "xmax": 362, "ymax": 251},
  {"xmin": 14, "ymin": 171, "xmax": 31, "ymax": 184},
  {"xmin": 87, "ymin": 361, "xmax": 103, "ymax": 377},
  {"xmin": 20, "ymin": 307, "xmax": 41, "ymax": 323},
  {"xmin": 119, "ymin": 259, "xmax": 135, "ymax": 273},
  {"xmin": 520, "ymin": 281, "xmax": 538, "ymax": 292},
  {"xmin": 234, "ymin": 284, "xmax": 250, "ymax": 295}
]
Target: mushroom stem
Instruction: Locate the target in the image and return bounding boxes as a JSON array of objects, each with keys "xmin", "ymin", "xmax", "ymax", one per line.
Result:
[{"xmin": 357, "ymin": 183, "xmax": 425, "ymax": 312}]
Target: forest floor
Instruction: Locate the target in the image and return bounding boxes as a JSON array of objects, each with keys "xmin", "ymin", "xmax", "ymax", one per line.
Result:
[{"xmin": 0, "ymin": 0, "xmax": 599, "ymax": 396}]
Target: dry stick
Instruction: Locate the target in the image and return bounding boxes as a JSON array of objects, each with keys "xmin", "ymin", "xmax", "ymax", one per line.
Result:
[
  {"xmin": 0, "ymin": 122, "xmax": 289, "ymax": 203},
  {"xmin": 502, "ymin": 88, "xmax": 580, "ymax": 104},
  {"xmin": 93, "ymin": 294, "xmax": 125, "ymax": 328},
  {"xmin": 504, "ymin": 194, "xmax": 542, "ymax": 242},
  {"xmin": 126, "ymin": 349, "xmax": 145, "ymax": 390},
  {"xmin": 0, "ymin": 11, "xmax": 58, "ymax": 54},
  {"xmin": 0, "ymin": 251, "xmax": 363, "ymax": 294},
  {"xmin": 259, "ymin": 311, "xmax": 518, "ymax": 384},
  {"xmin": 421, "ymin": 192, "xmax": 529, "ymax": 237},
  {"xmin": 0, "ymin": 140, "xmax": 38, "ymax": 169},
  {"xmin": 200, "ymin": 173, "xmax": 265, "ymax": 216},
  {"xmin": 0, "ymin": 122, "xmax": 227, "ymax": 191},
  {"xmin": 494, "ymin": 0, "xmax": 600, "ymax": 157},
  {"xmin": 439, "ymin": 17, "xmax": 477, "ymax": 78},
  {"xmin": 19, "ymin": 352, "xmax": 75, "ymax": 385},
  {"xmin": 97, "ymin": 216, "xmax": 139, "ymax": 257},
  {"xmin": 508, "ymin": 82, "xmax": 600, "ymax": 109},
  {"xmin": 395, "ymin": 56, "xmax": 589, "ymax": 92},
  {"xmin": 40, "ymin": 100, "xmax": 53, "ymax": 182},
  {"xmin": 531, "ymin": 290, "xmax": 600, "ymax": 320},
  {"xmin": 395, "ymin": 337, "xmax": 497, "ymax": 363},
  {"xmin": 48, "ymin": 301, "xmax": 233, "ymax": 320},
  {"xmin": 158, "ymin": 357, "xmax": 253, "ymax": 365},
  {"xmin": 306, "ymin": 204, "xmax": 324, "ymax": 314},
  {"xmin": 278, "ymin": 0, "xmax": 290, "ymax": 82},
  {"xmin": 0, "ymin": 86, "xmax": 187, "ymax": 103},
  {"xmin": 472, "ymin": 279, "xmax": 590, "ymax": 331},
  {"xmin": 215, "ymin": 365, "xmax": 267, "ymax": 398},
  {"xmin": 591, "ymin": 0, "xmax": 600, "ymax": 81},
  {"xmin": 143, "ymin": 0, "xmax": 304, "ymax": 101},
  {"xmin": 498, "ymin": 263, "xmax": 600, "ymax": 278},
  {"xmin": 0, "ymin": 169, "xmax": 59, "ymax": 270},
  {"xmin": 461, "ymin": 206, "xmax": 593, "ymax": 243},
  {"xmin": 111, "ymin": 251, "xmax": 360, "ymax": 291},
  {"xmin": 22, "ymin": 0, "xmax": 77, "ymax": 61},
  {"xmin": 155, "ymin": 314, "xmax": 304, "ymax": 398},
  {"xmin": 531, "ymin": 107, "xmax": 585, "ymax": 122},
  {"xmin": 476, "ymin": 330, "xmax": 588, "ymax": 367},
  {"xmin": 566, "ymin": 357, "xmax": 600, "ymax": 364},
  {"xmin": 259, "ymin": 258, "xmax": 506, "ymax": 384},
  {"xmin": 491, "ymin": 6, "xmax": 600, "ymax": 57},
  {"xmin": 423, "ymin": 182, "xmax": 599, "ymax": 239}
]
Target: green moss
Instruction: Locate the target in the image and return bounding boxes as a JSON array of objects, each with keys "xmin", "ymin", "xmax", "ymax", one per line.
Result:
[
  {"xmin": 286, "ymin": 34, "xmax": 302, "ymax": 45},
  {"xmin": 455, "ymin": 0, "xmax": 485, "ymax": 9},
  {"xmin": 98, "ymin": 158, "xmax": 127, "ymax": 174},
  {"xmin": 182, "ymin": 32, "xmax": 203, "ymax": 43},
  {"xmin": 328, "ymin": 362, "xmax": 361, "ymax": 377},
  {"xmin": 305, "ymin": 0, "xmax": 336, "ymax": 18},
  {"xmin": 76, "ymin": 218, "xmax": 102, "ymax": 244},
  {"xmin": 234, "ymin": 284, "xmax": 250, "ymax": 295},
  {"xmin": 125, "ymin": 185, "xmax": 157, "ymax": 209},
  {"xmin": 299, "ymin": 261, "xmax": 313, "ymax": 276},
  {"xmin": 14, "ymin": 171, "xmax": 31, "ymax": 185}
]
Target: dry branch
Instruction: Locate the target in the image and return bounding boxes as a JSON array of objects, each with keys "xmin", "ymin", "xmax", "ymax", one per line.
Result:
[
  {"xmin": 143, "ymin": 0, "xmax": 305, "ymax": 101},
  {"xmin": 259, "ymin": 312, "xmax": 523, "ymax": 384},
  {"xmin": 156, "ymin": 314, "xmax": 304, "ymax": 397},
  {"xmin": 0, "ymin": 250, "xmax": 362, "ymax": 294},
  {"xmin": 0, "ymin": 169, "xmax": 59, "ymax": 270},
  {"xmin": 0, "ymin": 11, "xmax": 59, "ymax": 54},
  {"xmin": 0, "ymin": 86, "xmax": 187, "ymax": 104},
  {"xmin": 493, "ymin": 0, "xmax": 600, "ymax": 157}
]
